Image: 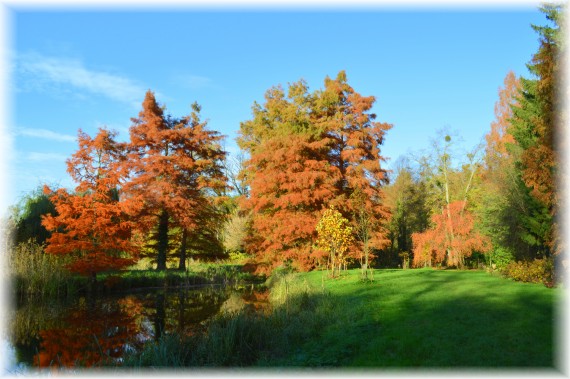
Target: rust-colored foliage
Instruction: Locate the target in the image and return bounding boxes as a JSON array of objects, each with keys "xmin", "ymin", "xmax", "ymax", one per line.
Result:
[
  {"xmin": 238, "ymin": 72, "xmax": 391, "ymax": 272},
  {"xmin": 125, "ymin": 91, "xmax": 227, "ymax": 269},
  {"xmin": 42, "ymin": 129, "xmax": 139, "ymax": 277},
  {"xmin": 34, "ymin": 299, "xmax": 141, "ymax": 368},
  {"xmin": 412, "ymin": 201, "xmax": 491, "ymax": 268},
  {"xmin": 485, "ymin": 71, "xmax": 520, "ymax": 165}
]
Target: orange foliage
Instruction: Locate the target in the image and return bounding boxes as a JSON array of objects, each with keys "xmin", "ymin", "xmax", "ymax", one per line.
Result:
[
  {"xmin": 484, "ymin": 71, "xmax": 520, "ymax": 163},
  {"xmin": 412, "ymin": 201, "xmax": 491, "ymax": 268},
  {"xmin": 34, "ymin": 300, "xmax": 141, "ymax": 367},
  {"xmin": 239, "ymin": 72, "xmax": 391, "ymax": 272},
  {"xmin": 125, "ymin": 91, "xmax": 227, "ymax": 268},
  {"xmin": 42, "ymin": 129, "xmax": 139, "ymax": 277}
]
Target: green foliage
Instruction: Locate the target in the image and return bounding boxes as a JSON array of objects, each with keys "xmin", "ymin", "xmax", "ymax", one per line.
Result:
[
  {"xmin": 99, "ymin": 264, "xmax": 263, "ymax": 292},
  {"xmin": 11, "ymin": 187, "xmax": 56, "ymax": 245},
  {"xmin": 120, "ymin": 268, "xmax": 556, "ymax": 368},
  {"xmin": 487, "ymin": 247, "xmax": 515, "ymax": 271},
  {"xmin": 228, "ymin": 251, "xmax": 251, "ymax": 263},
  {"xmin": 384, "ymin": 166, "xmax": 430, "ymax": 267},
  {"xmin": 501, "ymin": 258, "xmax": 555, "ymax": 287},
  {"xmin": 506, "ymin": 4, "xmax": 562, "ymax": 255}
]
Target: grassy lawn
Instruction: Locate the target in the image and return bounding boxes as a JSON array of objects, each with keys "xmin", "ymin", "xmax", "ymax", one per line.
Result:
[{"xmin": 267, "ymin": 268, "xmax": 560, "ymax": 368}]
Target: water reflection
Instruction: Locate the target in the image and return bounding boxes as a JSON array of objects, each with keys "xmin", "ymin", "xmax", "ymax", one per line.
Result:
[{"xmin": 9, "ymin": 285, "xmax": 268, "ymax": 369}]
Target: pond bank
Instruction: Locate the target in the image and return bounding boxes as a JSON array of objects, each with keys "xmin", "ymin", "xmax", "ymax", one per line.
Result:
[
  {"xmin": 121, "ymin": 268, "xmax": 559, "ymax": 368},
  {"xmin": 13, "ymin": 263, "xmax": 266, "ymax": 302}
]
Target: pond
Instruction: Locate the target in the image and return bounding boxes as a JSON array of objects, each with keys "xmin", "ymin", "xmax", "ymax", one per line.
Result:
[{"xmin": 5, "ymin": 284, "xmax": 269, "ymax": 372}]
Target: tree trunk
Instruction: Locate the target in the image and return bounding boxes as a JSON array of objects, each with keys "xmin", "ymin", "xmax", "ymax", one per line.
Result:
[
  {"xmin": 178, "ymin": 229, "xmax": 188, "ymax": 271},
  {"xmin": 156, "ymin": 208, "xmax": 169, "ymax": 271}
]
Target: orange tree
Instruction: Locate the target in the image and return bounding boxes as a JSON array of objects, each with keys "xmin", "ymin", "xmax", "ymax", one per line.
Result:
[
  {"xmin": 238, "ymin": 71, "xmax": 391, "ymax": 273},
  {"xmin": 42, "ymin": 129, "xmax": 140, "ymax": 284},
  {"xmin": 412, "ymin": 201, "xmax": 491, "ymax": 268},
  {"xmin": 125, "ymin": 91, "xmax": 227, "ymax": 270}
]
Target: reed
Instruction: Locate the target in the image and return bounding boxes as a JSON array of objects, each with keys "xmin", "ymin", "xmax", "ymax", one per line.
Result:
[{"xmin": 9, "ymin": 240, "xmax": 81, "ymax": 300}]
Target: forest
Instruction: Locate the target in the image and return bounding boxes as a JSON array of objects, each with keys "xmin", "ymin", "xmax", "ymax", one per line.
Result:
[{"xmin": 4, "ymin": 4, "xmax": 564, "ymax": 371}]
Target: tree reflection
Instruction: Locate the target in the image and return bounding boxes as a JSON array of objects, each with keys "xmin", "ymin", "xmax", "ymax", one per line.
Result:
[
  {"xmin": 10, "ymin": 286, "xmax": 267, "ymax": 369},
  {"xmin": 33, "ymin": 296, "xmax": 142, "ymax": 368}
]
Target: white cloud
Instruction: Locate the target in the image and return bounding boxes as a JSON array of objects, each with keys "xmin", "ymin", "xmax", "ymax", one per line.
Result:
[
  {"xmin": 17, "ymin": 52, "xmax": 145, "ymax": 107},
  {"xmin": 26, "ymin": 152, "xmax": 68, "ymax": 162},
  {"xmin": 17, "ymin": 127, "xmax": 76, "ymax": 142}
]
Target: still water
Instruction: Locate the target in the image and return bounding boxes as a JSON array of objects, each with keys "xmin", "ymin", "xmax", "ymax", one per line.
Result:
[{"xmin": 5, "ymin": 284, "xmax": 268, "ymax": 371}]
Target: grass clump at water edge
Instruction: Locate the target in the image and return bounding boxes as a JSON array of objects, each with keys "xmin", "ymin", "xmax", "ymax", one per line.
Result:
[{"xmin": 119, "ymin": 268, "xmax": 557, "ymax": 368}]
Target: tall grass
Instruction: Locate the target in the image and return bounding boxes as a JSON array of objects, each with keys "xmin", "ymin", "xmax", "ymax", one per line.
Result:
[
  {"xmin": 120, "ymin": 271, "xmax": 337, "ymax": 367},
  {"xmin": 9, "ymin": 240, "xmax": 81, "ymax": 300},
  {"xmin": 119, "ymin": 268, "xmax": 556, "ymax": 368}
]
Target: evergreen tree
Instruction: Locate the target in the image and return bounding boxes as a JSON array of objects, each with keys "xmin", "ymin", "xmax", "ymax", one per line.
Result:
[{"xmin": 509, "ymin": 4, "xmax": 563, "ymax": 256}]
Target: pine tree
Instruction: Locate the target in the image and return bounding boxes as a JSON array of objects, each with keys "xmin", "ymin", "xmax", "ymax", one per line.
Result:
[{"xmin": 509, "ymin": 4, "xmax": 563, "ymax": 255}]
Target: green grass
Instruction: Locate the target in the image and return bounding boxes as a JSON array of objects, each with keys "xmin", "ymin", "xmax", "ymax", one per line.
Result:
[
  {"xmin": 281, "ymin": 268, "xmax": 559, "ymax": 367},
  {"xmin": 99, "ymin": 264, "xmax": 263, "ymax": 293},
  {"xmin": 121, "ymin": 268, "xmax": 560, "ymax": 368}
]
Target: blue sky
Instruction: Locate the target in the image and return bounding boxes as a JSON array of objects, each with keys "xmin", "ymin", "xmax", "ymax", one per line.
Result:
[{"xmin": 6, "ymin": 4, "xmax": 547, "ymax": 208}]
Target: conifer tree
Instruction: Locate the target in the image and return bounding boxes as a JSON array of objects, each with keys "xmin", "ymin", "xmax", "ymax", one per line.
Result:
[
  {"xmin": 509, "ymin": 4, "xmax": 563, "ymax": 255},
  {"xmin": 238, "ymin": 72, "xmax": 391, "ymax": 272},
  {"xmin": 42, "ymin": 129, "xmax": 138, "ymax": 283},
  {"xmin": 126, "ymin": 91, "xmax": 227, "ymax": 270}
]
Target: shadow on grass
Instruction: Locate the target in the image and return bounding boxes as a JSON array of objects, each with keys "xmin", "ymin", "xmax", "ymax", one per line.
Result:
[
  {"xmin": 300, "ymin": 270, "xmax": 555, "ymax": 368},
  {"xmin": 120, "ymin": 269, "xmax": 558, "ymax": 369}
]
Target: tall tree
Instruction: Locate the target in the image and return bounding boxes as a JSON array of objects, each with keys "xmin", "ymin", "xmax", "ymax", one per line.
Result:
[
  {"xmin": 12, "ymin": 187, "xmax": 56, "ymax": 245},
  {"xmin": 238, "ymin": 72, "xmax": 391, "ymax": 273},
  {"xmin": 476, "ymin": 71, "xmax": 538, "ymax": 261},
  {"xmin": 410, "ymin": 132, "xmax": 487, "ymax": 268},
  {"xmin": 509, "ymin": 4, "xmax": 563, "ymax": 256},
  {"xmin": 485, "ymin": 71, "xmax": 521, "ymax": 166},
  {"xmin": 42, "ymin": 129, "xmax": 138, "ymax": 283},
  {"xmin": 383, "ymin": 163, "xmax": 430, "ymax": 267},
  {"xmin": 125, "ymin": 91, "xmax": 227, "ymax": 270}
]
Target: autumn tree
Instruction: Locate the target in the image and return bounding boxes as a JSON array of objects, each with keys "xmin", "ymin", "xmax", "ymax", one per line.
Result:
[
  {"xmin": 412, "ymin": 201, "xmax": 491, "ymax": 267},
  {"xmin": 475, "ymin": 71, "xmax": 536, "ymax": 262},
  {"xmin": 410, "ymin": 132, "xmax": 487, "ymax": 268},
  {"xmin": 485, "ymin": 71, "xmax": 521, "ymax": 166},
  {"xmin": 238, "ymin": 72, "xmax": 391, "ymax": 273},
  {"xmin": 125, "ymin": 91, "xmax": 227, "ymax": 270},
  {"xmin": 42, "ymin": 129, "xmax": 138, "ymax": 284},
  {"xmin": 316, "ymin": 206, "xmax": 354, "ymax": 278}
]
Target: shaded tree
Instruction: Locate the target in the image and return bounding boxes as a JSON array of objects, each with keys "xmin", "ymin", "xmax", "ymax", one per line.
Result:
[
  {"xmin": 12, "ymin": 187, "xmax": 56, "ymax": 245},
  {"xmin": 383, "ymin": 163, "xmax": 430, "ymax": 267}
]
